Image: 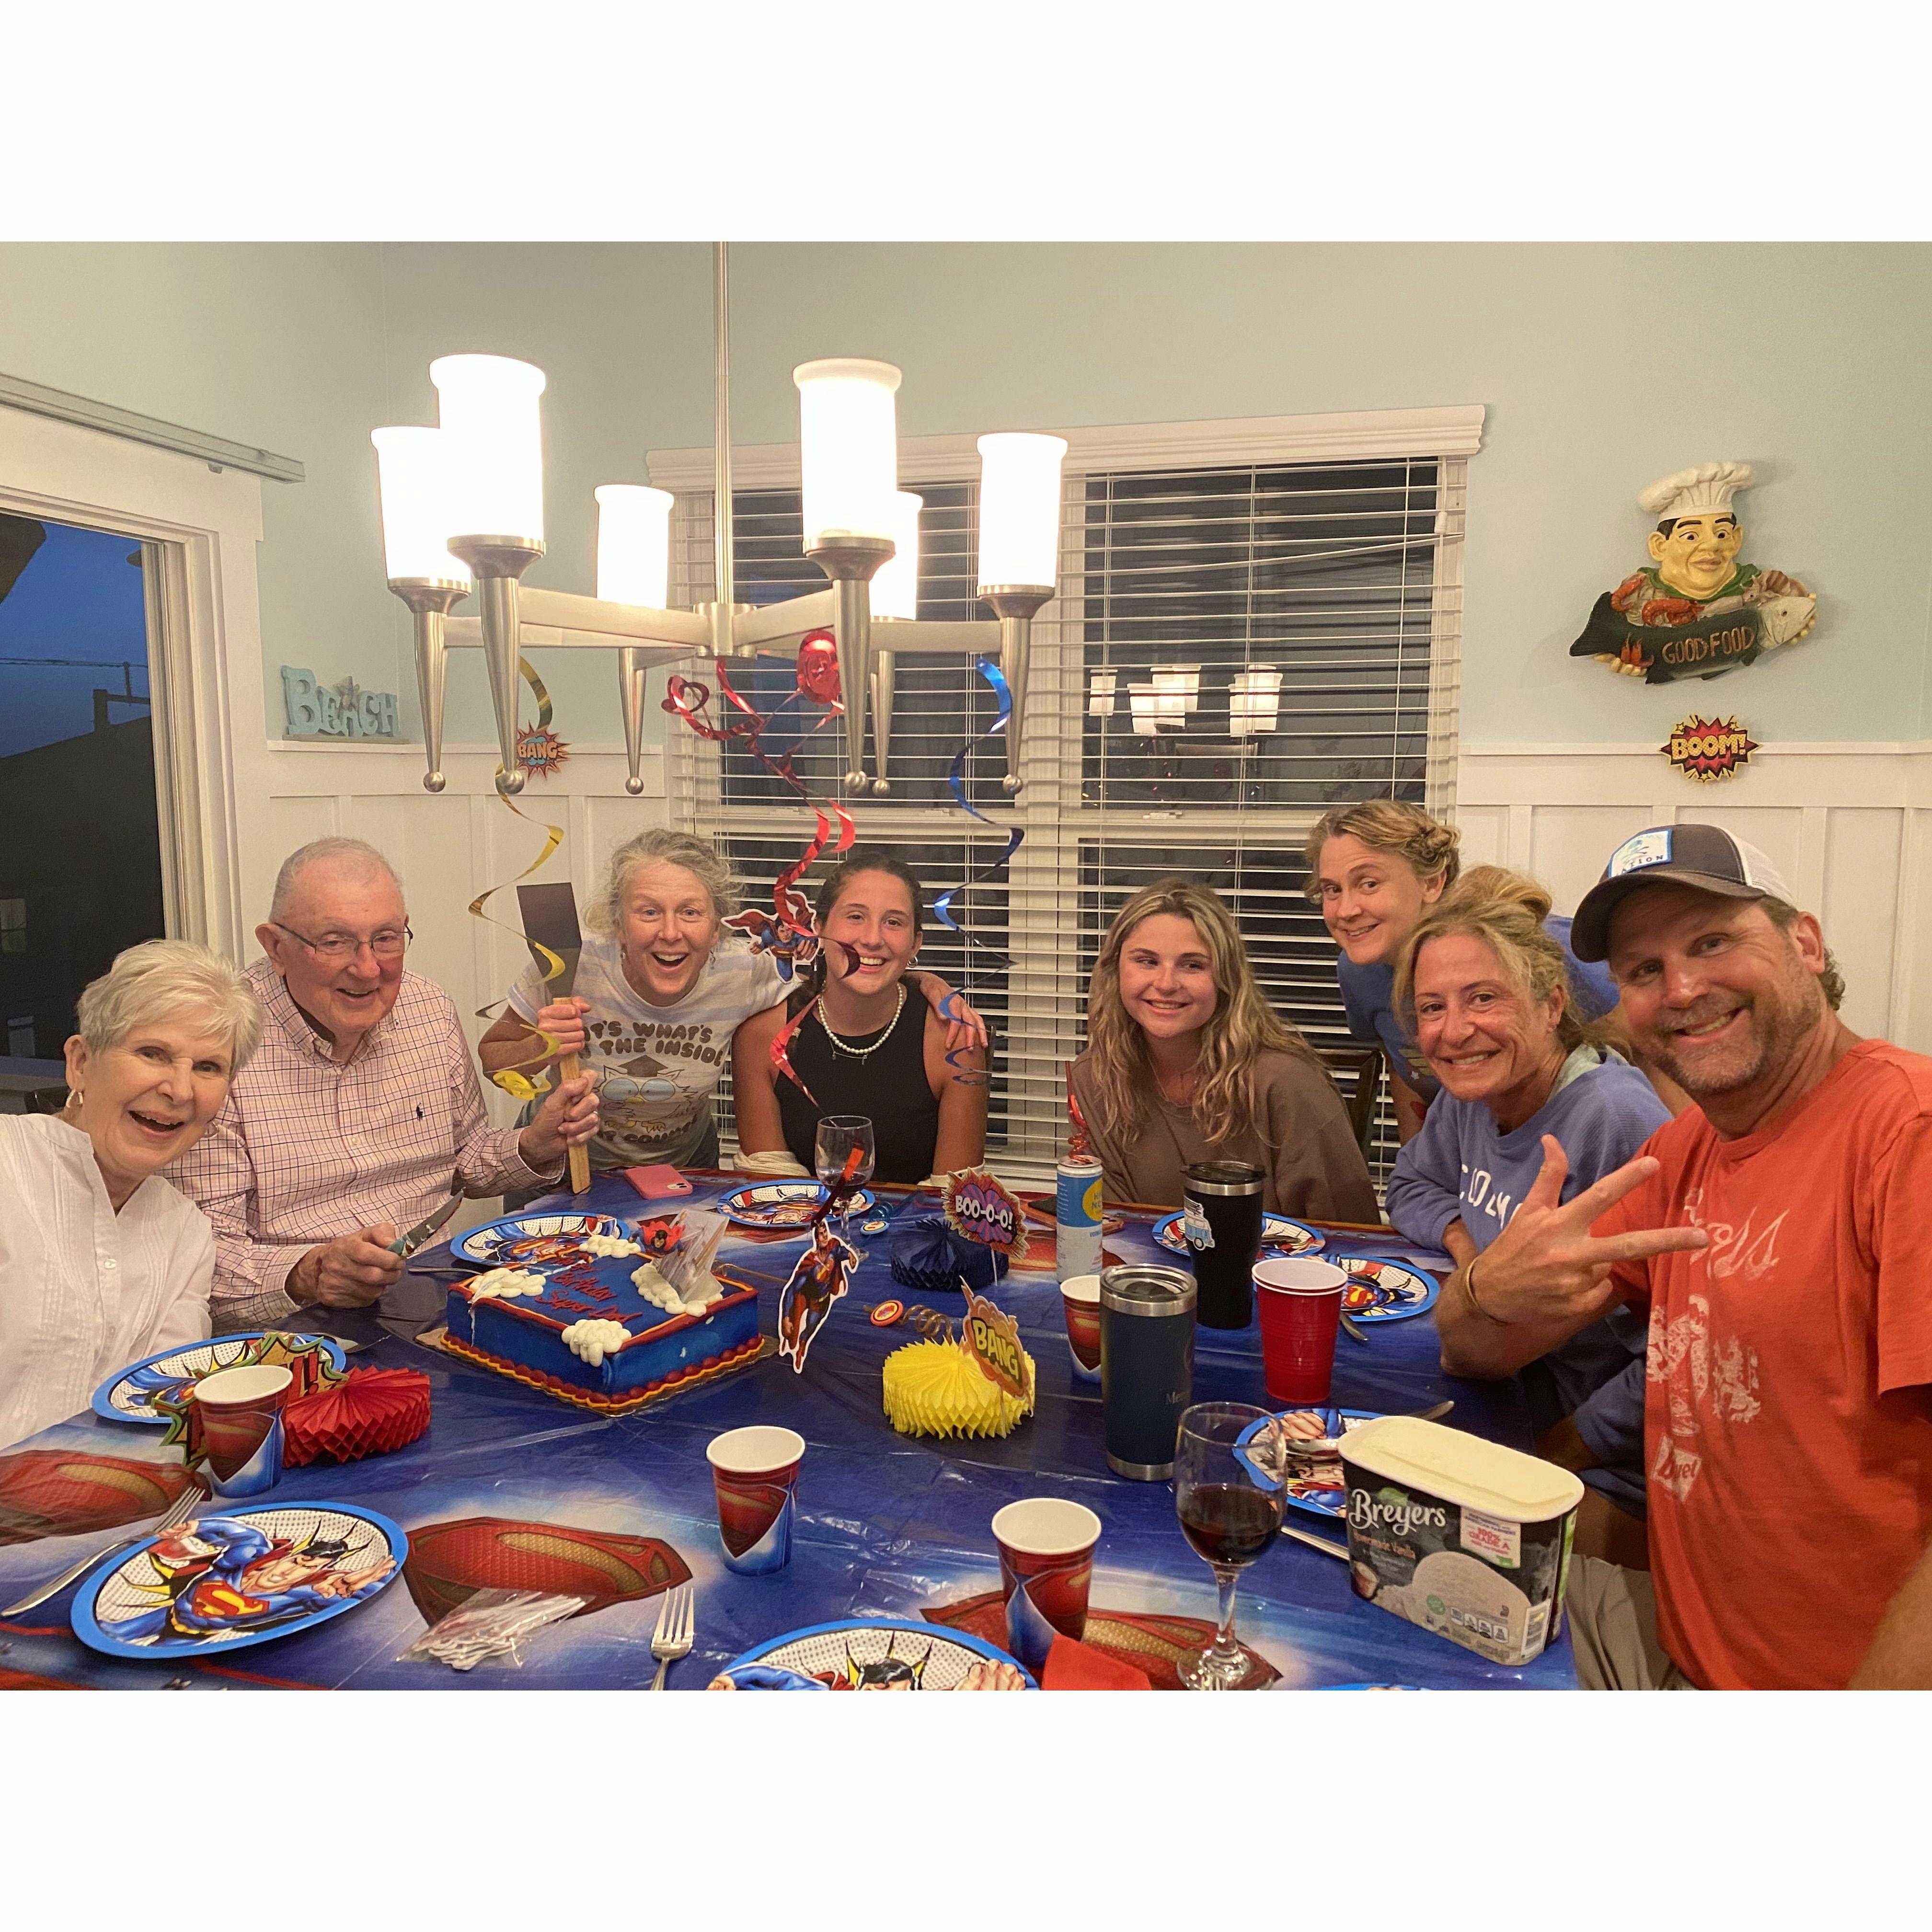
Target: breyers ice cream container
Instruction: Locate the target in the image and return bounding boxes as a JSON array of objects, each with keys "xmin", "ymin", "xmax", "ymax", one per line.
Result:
[{"xmin": 1339, "ymin": 1417, "xmax": 1585, "ymax": 1668}]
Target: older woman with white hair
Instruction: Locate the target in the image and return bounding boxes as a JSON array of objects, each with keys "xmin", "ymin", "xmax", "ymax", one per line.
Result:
[
  {"xmin": 0, "ymin": 940, "xmax": 264, "ymax": 1449},
  {"xmin": 481, "ymin": 827, "xmax": 984, "ymax": 1177}
]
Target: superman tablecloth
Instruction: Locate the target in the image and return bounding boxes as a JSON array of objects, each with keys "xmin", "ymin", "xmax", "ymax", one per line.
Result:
[{"xmin": 0, "ymin": 1176, "xmax": 1575, "ymax": 1690}]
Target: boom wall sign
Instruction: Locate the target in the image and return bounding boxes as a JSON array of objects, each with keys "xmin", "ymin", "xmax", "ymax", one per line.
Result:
[
  {"xmin": 1570, "ymin": 463, "xmax": 1817, "ymax": 686},
  {"xmin": 1661, "ymin": 714, "xmax": 1759, "ymax": 783}
]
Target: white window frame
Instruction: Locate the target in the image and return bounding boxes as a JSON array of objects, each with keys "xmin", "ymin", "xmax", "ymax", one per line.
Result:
[
  {"xmin": 650, "ymin": 405, "xmax": 1482, "ymax": 1182},
  {"xmin": 0, "ymin": 400, "xmax": 280, "ymax": 963}
]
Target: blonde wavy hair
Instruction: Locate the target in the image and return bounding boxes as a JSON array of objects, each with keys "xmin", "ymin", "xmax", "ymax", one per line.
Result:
[
  {"xmin": 1394, "ymin": 866, "xmax": 1600, "ymax": 1058},
  {"xmin": 1303, "ymin": 801, "xmax": 1461, "ymax": 899},
  {"xmin": 1085, "ymin": 878, "xmax": 1316, "ymax": 1148}
]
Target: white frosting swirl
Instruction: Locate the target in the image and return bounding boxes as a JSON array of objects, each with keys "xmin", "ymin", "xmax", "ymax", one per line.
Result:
[
  {"xmin": 466, "ymin": 1267, "xmax": 547, "ymax": 1301},
  {"xmin": 580, "ymin": 1233, "xmax": 644, "ymax": 1258},
  {"xmin": 560, "ymin": 1319, "xmax": 631, "ymax": 1366}
]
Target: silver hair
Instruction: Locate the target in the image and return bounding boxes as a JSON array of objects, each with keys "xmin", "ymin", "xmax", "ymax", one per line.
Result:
[
  {"xmin": 269, "ymin": 837, "xmax": 404, "ymax": 923},
  {"xmin": 76, "ymin": 939, "xmax": 265, "ymax": 1073},
  {"xmin": 585, "ymin": 828, "xmax": 735, "ymax": 938}
]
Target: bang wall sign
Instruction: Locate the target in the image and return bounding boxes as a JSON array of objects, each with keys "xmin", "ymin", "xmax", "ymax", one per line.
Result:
[{"xmin": 1662, "ymin": 714, "xmax": 1759, "ymax": 783}]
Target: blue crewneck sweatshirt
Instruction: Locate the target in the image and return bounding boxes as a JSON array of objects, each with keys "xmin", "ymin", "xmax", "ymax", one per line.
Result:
[{"xmin": 1385, "ymin": 1049, "xmax": 1672, "ymax": 1516}]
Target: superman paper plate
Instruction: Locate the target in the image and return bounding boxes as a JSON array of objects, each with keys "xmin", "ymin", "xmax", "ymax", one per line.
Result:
[
  {"xmin": 1337, "ymin": 1256, "xmax": 1440, "ymax": 1324},
  {"xmin": 92, "ymin": 1333, "xmax": 350, "ymax": 1427},
  {"xmin": 715, "ymin": 1618, "xmax": 1035, "ymax": 1690},
  {"xmin": 718, "ymin": 1182, "xmax": 876, "ymax": 1230},
  {"xmin": 1233, "ymin": 1407, "xmax": 1383, "ymax": 1522},
  {"xmin": 73, "ymin": 1501, "xmax": 406, "ymax": 1661},
  {"xmin": 1152, "ymin": 1212, "xmax": 1324, "ymax": 1260},
  {"xmin": 450, "ymin": 1210, "xmax": 640, "ymax": 1267}
]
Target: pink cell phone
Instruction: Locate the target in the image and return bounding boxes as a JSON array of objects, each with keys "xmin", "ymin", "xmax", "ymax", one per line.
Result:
[{"xmin": 623, "ymin": 1164, "xmax": 693, "ymax": 1201}]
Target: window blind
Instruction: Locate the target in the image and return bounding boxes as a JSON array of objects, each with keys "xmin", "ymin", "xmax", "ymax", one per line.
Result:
[{"xmin": 668, "ymin": 446, "xmax": 1463, "ymax": 1186}]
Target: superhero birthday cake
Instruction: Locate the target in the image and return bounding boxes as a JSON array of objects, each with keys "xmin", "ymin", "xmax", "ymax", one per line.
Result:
[{"xmin": 443, "ymin": 1214, "xmax": 762, "ymax": 1414}]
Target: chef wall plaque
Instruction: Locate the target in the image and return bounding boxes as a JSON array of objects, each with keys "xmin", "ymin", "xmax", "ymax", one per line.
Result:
[{"xmin": 1571, "ymin": 463, "xmax": 1817, "ymax": 686}]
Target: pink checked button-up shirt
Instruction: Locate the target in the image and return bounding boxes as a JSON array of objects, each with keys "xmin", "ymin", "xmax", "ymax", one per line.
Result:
[{"xmin": 167, "ymin": 959, "xmax": 558, "ymax": 1330}]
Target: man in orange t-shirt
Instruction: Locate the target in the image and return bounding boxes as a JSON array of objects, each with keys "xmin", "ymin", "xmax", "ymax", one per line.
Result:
[{"xmin": 1440, "ymin": 823, "xmax": 1932, "ymax": 1689}]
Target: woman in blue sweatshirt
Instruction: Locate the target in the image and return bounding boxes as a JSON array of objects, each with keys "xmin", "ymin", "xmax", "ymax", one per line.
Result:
[{"xmin": 1385, "ymin": 867, "xmax": 1670, "ymax": 1567}]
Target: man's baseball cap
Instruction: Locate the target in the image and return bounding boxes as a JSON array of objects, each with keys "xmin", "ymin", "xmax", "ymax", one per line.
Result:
[{"xmin": 1571, "ymin": 823, "xmax": 1797, "ymax": 962}]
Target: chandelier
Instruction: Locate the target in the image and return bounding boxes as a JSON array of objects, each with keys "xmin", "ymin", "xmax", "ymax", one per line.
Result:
[{"xmin": 370, "ymin": 244, "xmax": 1066, "ymax": 801}]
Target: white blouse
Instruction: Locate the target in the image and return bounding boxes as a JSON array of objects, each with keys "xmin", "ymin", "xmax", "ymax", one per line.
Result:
[{"xmin": 0, "ymin": 1115, "xmax": 215, "ymax": 1451}]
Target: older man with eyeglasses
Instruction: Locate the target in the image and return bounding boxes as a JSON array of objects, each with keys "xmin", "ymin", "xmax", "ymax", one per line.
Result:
[{"xmin": 168, "ymin": 837, "xmax": 597, "ymax": 1331}]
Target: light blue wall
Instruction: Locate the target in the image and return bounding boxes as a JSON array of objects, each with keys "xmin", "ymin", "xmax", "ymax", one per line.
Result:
[{"xmin": 3, "ymin": 242, "xmax": 1926, "ymax": 747}]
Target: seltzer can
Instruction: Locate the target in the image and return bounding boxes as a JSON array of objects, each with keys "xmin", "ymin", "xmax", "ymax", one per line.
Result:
[{"xmin": 1056, "ymin": 1155, "xmax": 1105, "ymax": 1281}]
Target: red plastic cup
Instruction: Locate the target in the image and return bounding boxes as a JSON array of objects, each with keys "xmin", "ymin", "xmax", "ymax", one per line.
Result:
[
  {"xmin": 1254, "ymin": 1258, "xmax": 1348, "ymax": 1406},
  {"xmin": 706, "ymin": 1426, "xmax": 805, "ymax": 1575},
  {"xmin": 990, "ymin": 1497, "xmax": 1101, "ymax": 1674}
]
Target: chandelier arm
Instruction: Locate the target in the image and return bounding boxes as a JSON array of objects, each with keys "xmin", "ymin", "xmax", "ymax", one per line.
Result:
[
  {"xmin": 618, "ymin": 645, "xmax": 648, "ymax": 796},
  {"xmin": 981, "ymin": 585, "xmax": 1053, "ymax": 796},
  {"xmin": 869, "ymin": 645, "xmax": 896, "ymax": 796},
  {"xmin": 732, "ymin": 586, "xmax": 840, "ymax": 650},
  {"xmin": 388, "ymin": 578, "xmax": 466, "ymax": 794},
  {"xmin": 518, "ymin": 585, "xmax": 710, "ymax": 645}
]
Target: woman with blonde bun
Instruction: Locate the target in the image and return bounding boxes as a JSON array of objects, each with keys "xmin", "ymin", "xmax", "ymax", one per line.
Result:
[{"xmin": 1070, "ymin": 878, "xmax": 1378, "ymax": 1222}]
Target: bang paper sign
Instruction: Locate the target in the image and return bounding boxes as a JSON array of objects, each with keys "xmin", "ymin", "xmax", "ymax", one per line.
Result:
[
  {"xmin": 961, "ymin": 1288, "xmax": 1035, "ymax": 1411},
  {"xmin": 943, "ymin": 1168, "xmax": 1029, "ymax": 1263}
]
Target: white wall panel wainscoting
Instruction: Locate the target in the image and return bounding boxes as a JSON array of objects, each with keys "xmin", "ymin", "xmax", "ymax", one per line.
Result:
[{"xmin": 1456, "ymin": 742, "xmax": 1932, "ymax": 1055}]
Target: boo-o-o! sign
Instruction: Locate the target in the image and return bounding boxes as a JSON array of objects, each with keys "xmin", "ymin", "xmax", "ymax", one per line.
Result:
[{"xmin": 1662, "ymin": 714, "xmax": 1759, "ymax": 783}]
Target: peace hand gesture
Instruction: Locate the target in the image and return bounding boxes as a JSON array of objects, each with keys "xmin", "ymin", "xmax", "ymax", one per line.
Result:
[{"xmin": 1468, "ymin": 1135, "xmax": 1709, "ymax": 1330}]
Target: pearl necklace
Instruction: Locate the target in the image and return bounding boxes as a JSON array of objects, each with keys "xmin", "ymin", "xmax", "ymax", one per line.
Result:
[{"xmin": 815, "ymin": 983, "xmax": 906, "ymax": 1061}]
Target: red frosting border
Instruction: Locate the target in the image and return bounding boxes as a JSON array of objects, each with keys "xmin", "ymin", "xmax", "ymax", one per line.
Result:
[{"xmin": 442, "ymin": 1332, "xmax": 767, "ymax": 1414}]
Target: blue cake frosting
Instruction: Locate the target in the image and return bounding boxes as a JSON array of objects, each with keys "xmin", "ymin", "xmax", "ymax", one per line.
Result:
[{"xmin": 444, "ymin": 1234, "xmax": 761, "ymax": 1412}]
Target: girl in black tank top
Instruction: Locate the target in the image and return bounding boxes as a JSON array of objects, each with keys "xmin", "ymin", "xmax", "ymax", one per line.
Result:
[
  {"xmin": 776, "ymin": 989, "xmax": 940, "ymax": 1184},
  {"xmin": 731, "ymin": 848, "xmax": 988, "ymax": 1186}
]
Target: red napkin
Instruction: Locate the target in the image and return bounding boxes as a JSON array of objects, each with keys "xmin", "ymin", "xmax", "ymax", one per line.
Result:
[
  {"xmin": 283, "ymin": 1367, "xmax": 432, "ymax": 1467},
  {"xmin": 1041, "ymin": 1633, "xmax": 1151, "ymax": 1691}
]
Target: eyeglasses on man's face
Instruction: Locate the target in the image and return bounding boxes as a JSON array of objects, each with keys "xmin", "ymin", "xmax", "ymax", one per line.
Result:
[{"xmin": 271, "ymin": 921, "xmax": 414, "ymax": 963}]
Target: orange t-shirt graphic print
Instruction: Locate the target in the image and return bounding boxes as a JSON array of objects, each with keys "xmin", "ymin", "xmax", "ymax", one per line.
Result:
[{"xmin": 1596, "ymin": 1040, "xmax": 1932, "ymax": 1689}]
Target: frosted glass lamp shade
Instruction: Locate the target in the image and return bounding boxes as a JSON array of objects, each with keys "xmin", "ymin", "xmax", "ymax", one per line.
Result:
[
  {"xmin": 976, "ymin": 433, "xmax": 1066, "ymax": 592},
  {"xmin": 871, "ymin": 491, "xmax": 924, "ymax": 621},
  {"xmin": 371, "ymin": 427, "xmax": 472, "ymax": 586},
  {"xmin": 1229, "ymin": 667, "xmax": 1282, "ymax": 736},
  {"xmin": 429, "ymin": 353, "xmax": 547, "ymax": 544},
  {"xmin": 794, "ymin": 358, "xmax": 901, "ymax": 551},
  {"xmin": 1129, "ymin": 683, "xmax": 1186, "ymax": 736},
  {"xmin": 1151, "ymin": 665, "xmax": 1201, "ymax": 713},
  {"xmin": 594, "ymin": 485, "xmax": 674, "ymax": 609}
]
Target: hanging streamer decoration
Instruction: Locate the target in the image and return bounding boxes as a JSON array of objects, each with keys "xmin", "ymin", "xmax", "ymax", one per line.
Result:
[
  {"xmin": 931, "ymin": 656, "xmax": 1025, "ymax": 1084},
  {"xmin": 662, "ymin": 639, "xmax": 855, "ymax": 1099},
  {"xmin": 468, "ymin": 658, "xmax": 570, "ymax": 1103},
  {"xmin": 1066, "ymin": 1062, "xmax": 1092, "ymax": 1160}
]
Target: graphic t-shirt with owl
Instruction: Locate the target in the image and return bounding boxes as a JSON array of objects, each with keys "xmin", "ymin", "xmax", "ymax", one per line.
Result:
[{"xmin": 508, "ymin": 935, "xmax": 788, "ymax": 1169}]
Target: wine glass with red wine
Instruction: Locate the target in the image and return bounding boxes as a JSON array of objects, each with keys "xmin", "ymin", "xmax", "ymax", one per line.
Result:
[{"xmin": 1173, "ymin": 1401, "xmax": 1284, "ymax": 1690}]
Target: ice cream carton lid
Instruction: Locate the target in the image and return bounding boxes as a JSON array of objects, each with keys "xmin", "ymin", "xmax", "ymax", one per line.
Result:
[{"xmin": 1339, "ymin": 1416, "xmax": 1585, "ymax": 1524}]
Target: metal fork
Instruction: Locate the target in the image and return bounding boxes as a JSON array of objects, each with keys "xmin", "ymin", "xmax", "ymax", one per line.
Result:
[
  {"xmin": 648, "ymin": 1583, "xmax": 695, "ymax": 1690},
  {"xmin": 3, "ymin": 1476, "xmax": 208, "ymax": 1616}
]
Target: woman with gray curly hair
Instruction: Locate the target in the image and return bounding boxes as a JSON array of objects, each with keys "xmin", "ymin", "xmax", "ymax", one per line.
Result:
[
  {"xmin": 480, "ymin": 827, "xmax": 984, "ymax": 1175},
  {"xmin": 0, "ymin": 940, "xmax": 264, "ymax": 1449}
]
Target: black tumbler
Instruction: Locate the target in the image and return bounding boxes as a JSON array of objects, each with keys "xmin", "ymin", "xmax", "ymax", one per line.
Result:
[
  {"xmin": 1181, "ymin": 1160, "xmax": 1266, "ymax": 1329},
  {"xmin": 1099, "ymin": 1265, "xmax": 1197, "ymax": 1480}
]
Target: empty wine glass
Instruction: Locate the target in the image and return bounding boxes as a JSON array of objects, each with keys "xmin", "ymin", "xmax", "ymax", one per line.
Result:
[
  {"xmin": 1173, "ymin": 1401, "xmax": 1284, "ymax": 1690},
  {"xmin": 814, "ymin": 1115, "xmax": 875, "ymax": 1242}
]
